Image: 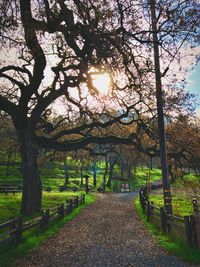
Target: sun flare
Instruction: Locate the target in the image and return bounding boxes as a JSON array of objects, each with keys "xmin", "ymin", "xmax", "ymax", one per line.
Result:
[{"xmin": 91, "ymin": 72, "xmax": 111, "ymax": 95}]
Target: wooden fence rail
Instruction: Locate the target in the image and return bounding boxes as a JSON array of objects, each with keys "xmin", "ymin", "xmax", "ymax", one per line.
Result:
[
  {"xmin": 0, "ymin": 194, "xmax": 85, "ymax": 245},
  {"xmin": 0, "ymin": 186, "xmax": 22, "ymax": 195},
  {"xmin": 139, "ymin": 188, "xmax": 200, "ymax": 250}
]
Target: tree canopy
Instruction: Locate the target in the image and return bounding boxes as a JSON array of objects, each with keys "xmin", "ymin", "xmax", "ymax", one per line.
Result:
[{"xmin": 0, "ymin": 0, "xmax": 199, "ymax": 214}]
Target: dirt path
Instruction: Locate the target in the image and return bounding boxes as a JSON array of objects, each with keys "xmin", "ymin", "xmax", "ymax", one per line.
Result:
[{"xmin": 14, "ymin": 193, "xmax": 193, "ymax": 267}]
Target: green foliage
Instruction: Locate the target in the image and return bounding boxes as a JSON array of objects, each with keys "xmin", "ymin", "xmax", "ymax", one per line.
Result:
[
  {"xmin": 0, "ymin": 194, "xmax": 95, "ymax": 267},
  {"xmin": 0, "ymin": 193, "xmax": 22, "ymax": 223},
  {"xmin": 173, "ymin": 174, "xmax": 200, "ymax": 194},
  {"xmin": 134, "ymin": 198, "xmax": 200, "ymax": 265},
  {"xmin": 132, "ymin": 168, "xmax": 162, "ymax": 189},
  {"xmin": 0, "ymin": 166, "xmax": 22, "ymax": 186}
]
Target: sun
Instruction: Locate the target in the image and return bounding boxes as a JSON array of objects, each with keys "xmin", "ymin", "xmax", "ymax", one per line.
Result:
[{"xmin": 91, "ymin": 72, "xmax": 111, "ymax": 95}]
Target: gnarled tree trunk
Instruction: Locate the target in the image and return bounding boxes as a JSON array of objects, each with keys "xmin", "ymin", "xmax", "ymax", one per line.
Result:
[{"xmin": 18, "ymin": 128, "xmax": 42, "ymax": 216}]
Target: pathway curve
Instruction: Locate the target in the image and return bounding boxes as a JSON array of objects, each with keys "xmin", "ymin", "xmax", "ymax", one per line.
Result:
[{"xmin": 14, "ymin": 193, "xmax": 194, "ymax": 267}]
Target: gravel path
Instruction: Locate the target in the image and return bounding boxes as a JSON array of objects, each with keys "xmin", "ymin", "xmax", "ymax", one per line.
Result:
[{"xmin": 14, "ymin": 193, "xmax": 194, "ymax": 267}]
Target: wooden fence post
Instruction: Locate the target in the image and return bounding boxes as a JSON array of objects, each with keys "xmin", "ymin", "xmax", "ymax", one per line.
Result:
[
  {"xmin": 184, "ymin": 215, "xmax": 193, "ymax": 247},
  {"xmin": 82, "ymin": 194, "xmax": 85, "ymax": 203},
  {"xmin": 40, "ymin": 209, "xmax": 49, "ymax": 227},
  {"xmin": 192, "ymin": 198, "xmax": 200, "ymax": 249},
  {"xmin": 9, "ymin": 217, "xmax": 16, "ymax": 238},
  {"xmin": 139, "ymin": 189, "xmax": 142, "ymax": 204},
  {"xmin": 160, "ymin": 207, "xmax": 167, "ymax": 233},
  {"xmin": 74, "ymin": 196, "xmax": 78, "ymax": 207},
  {"xmin": 67, "ymin": 199, "xmax": 73, "ymax": 213},
  {"xmin": 66, "ymin": 200, "xmax": 69, "ymax": 213},
  {"xmin": 141, "ymin": 195, "xmax": 146, "ymax": 213},
  {"xmin": 147, "ymin": 201, "xmax": 151, "ymax": 221},
  {"xmin": 58, "ymin": 204, "xmax": 64, "ymax": 218},
  {"xmin": 15, "ymin": 216, "xmax": 23, "ymax": 244}
]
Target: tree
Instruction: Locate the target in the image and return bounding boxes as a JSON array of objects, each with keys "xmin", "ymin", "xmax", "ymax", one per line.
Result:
[
  {"xmin": 166, "ymin": 115, "xmax": 200, "ymax": 183},
  {"xmin": 0, "ymin": 0, "xmax": 143, "ymax": 214},
  {"xmin": 1, "ymin": 0, "xmax": 199, "ymax": 215}
]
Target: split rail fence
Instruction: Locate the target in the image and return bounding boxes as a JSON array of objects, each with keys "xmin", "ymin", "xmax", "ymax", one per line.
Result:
[
  {"xmin": 0, "ymin": 194, "xmax": 85, "ymax": 245},
  {"xmin": 139, "ymin": 188, "xmax": 200, "ymax": 250}
]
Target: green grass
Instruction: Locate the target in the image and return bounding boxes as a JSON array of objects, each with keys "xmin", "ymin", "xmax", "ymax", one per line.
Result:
[
  {"xmin": 134, "ymin": 198, "xmax": 200, "ymax": 265},
  {"xmin": 0, "ymin": 160, "xmax": 163, "ymax": 193},
  {"xmin": 0, "ymin": 194, "xmax": 96, "ymax": 267},
  {"xmin": 149, "ymin": 193, "xmax": 195, "ymax": 217},
  {"xmin": 0, "ymin": 191, "xmax": 85, "ymax": 223},
  {"xmin": 132, "ymin": 168, "xmax": 162, "ymax": 189}
]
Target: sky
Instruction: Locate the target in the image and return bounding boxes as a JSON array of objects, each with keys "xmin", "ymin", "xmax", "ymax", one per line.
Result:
[{"xmin": 185, "ymin": 62, "xmax": 200, "ymax": 116}]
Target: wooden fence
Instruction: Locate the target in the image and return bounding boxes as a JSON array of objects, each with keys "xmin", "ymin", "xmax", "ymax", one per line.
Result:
[
  {"xmin": 139, "ymin": 188, "xmax": 200, "ymax": 250},
  {"xmin": 0, "ymin": 186, "xmax": 22, "ymax": 195},
  {"xmin": 0, "ymin": 194, "xmax": 85, "ymax": 245}
]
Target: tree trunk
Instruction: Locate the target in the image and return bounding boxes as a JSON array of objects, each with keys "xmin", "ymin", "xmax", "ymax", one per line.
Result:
[
  {"xmin": 120, "ymin": 162, "xmax": 124, "ymax": 177},
  {"xmin": 18, "ymin": 129, "xmax": 42, "ymax": 216},
  {"xmin": 80, "ymin": 162, "xmax": 84, "ymax": 186},
  {"xmin": 127, "ymin": 165, "xmax": 133, "ymax": 180},
  {"xmin": 6, "ymin": 153, "xmax": 11, "ymax": 177},
  {"xmin": 107, "ymin": 160, "xmax": 115, "ymax": 187},
  {"xmin": 103, "ymin": 157, "xmax": 109, "ymax": 192},
  {"xmin": 149, "ymin": 157, "xmax": 153, "ymax": 170},
  {"xmin": 63, "ymin": 156, "xmax": 69, "ymax": 185},
  {"xmin": 92, "ymin": 161, "xmax": 97, "ymax": 186},
  {"xmin": 150, "ymin": 0, "xmax": 172, "ymax": 214}
]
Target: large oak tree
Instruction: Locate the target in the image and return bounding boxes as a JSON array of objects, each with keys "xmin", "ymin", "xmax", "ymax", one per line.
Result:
[{"xmin": 0, "ymin": 0, "xmax": 199, "ymax": 215}]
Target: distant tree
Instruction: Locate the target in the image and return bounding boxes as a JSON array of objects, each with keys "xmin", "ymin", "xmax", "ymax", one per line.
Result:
[
  {"xmin": 0, "ymin": 114, "xmax": 20, "ymax": 176},
  {"xmin": 166, "ymin": 115, "xmax": 200, "ymax": 183}
]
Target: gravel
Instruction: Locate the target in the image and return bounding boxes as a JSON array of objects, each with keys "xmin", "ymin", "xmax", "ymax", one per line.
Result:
[{"xmin": 13, "ymin": 193, "xmax": 196, "ymax": 267}]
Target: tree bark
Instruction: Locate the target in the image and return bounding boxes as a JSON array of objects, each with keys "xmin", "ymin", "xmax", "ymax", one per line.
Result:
[
  {"xmin": 18, "ymin": 128, "xmax": 42, "ymax": 216},
  {"xmin": 63, "ymin": 156, "xmax": 70, "ymax": 185},
  {"xmin": 127, "ymin": 165, "xmax": 133, "ymax": 180},
  {"xmin": 103, "ymin": 157, "xmax": 109, "ymax": 192},
  {"xmin": 120, "ymin": 162, "xmax": 124, "ymax": 177},
  {"xmin": 107, "ymin": 160, "xmax": 116, "ymax": 187},
  {"xmin": 6, "ymin": 153, "xmax": 11, "ymax": 177},
  {"xmin": 92, "ymin": 161, "xmax": 97, "ymax": 186},
  {"xmin": 80, "ymin": 162, "xmax": 84, "ymax": 186}
]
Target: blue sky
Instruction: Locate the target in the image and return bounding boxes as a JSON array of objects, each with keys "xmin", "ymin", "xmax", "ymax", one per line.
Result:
[{"xmin": 185, "ymin": 62, "xmax": 200, "ymax": 109}]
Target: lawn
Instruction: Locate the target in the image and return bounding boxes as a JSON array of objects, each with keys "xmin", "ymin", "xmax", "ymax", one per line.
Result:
[
  {"xmin": 148, "ymin": 173, "xmax": 200, "ymax": 217},
  {"xmin": 149, "ymin": 192, "xmax": 195, "ymax": 216},
  {"xmin": 132, "ymin": 167, "xmax": 162, "ymax": 189},
  {"xmin": 0, "ymin": 191, "xmax": 85, "ymax": 223}
]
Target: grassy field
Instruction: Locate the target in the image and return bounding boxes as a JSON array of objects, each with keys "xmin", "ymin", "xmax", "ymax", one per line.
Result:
[
  {"xmin": 134, "ymin": 198, "xmax": 200, "ymax": 265},
  {"xmin": 148, "ymin": 174, "xmax": 200, "ymax": 217},
  {"xmin": 0, "ymin": 161, "xmax": 163, "ymax": 190},
  {"xmin": 0, "ymin": 191, "xmax": 85, "ymax": 223},
  {"xmin": 149, "ymin": 192, "xmax": 195, "ymax": 217},
  {"xmin": 132, "ymin": 168, "xmax": 162, "ymax": 189}
]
